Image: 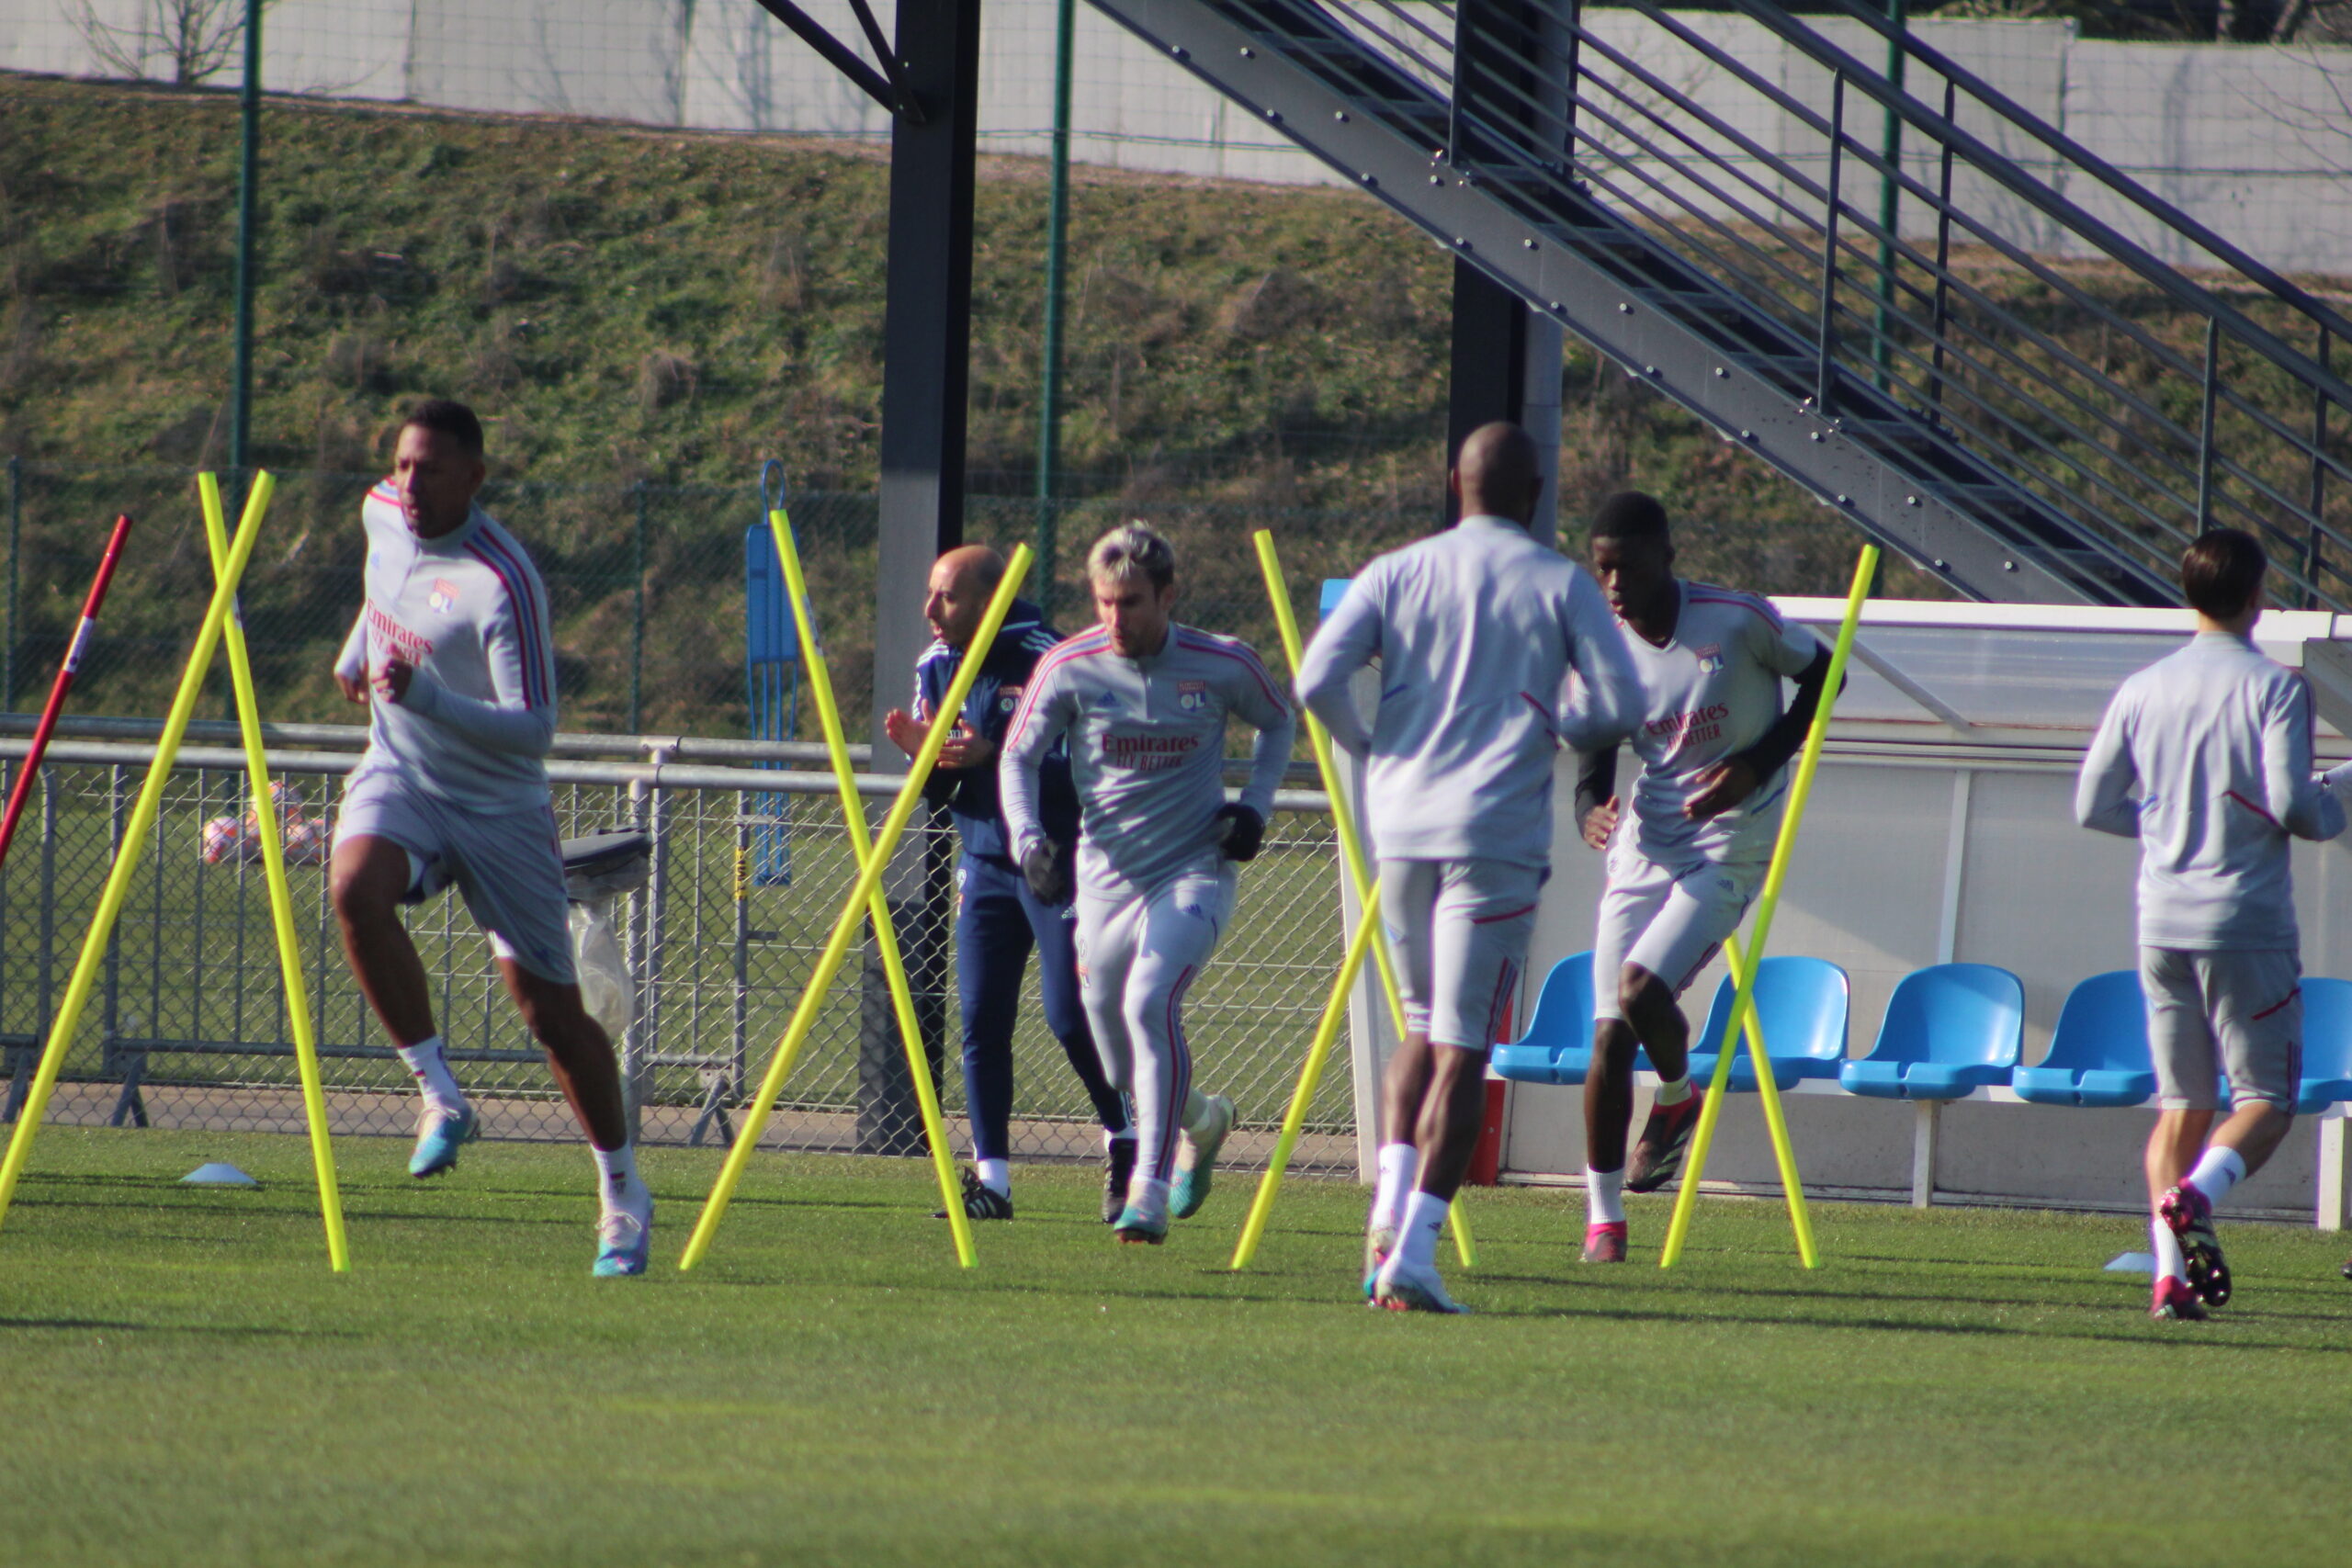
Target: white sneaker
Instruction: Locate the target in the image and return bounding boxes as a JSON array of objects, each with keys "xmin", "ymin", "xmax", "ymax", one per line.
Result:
[{"xmin": 1373, "ymin": 1255, "xmax": 1468, "ymax": 1314}]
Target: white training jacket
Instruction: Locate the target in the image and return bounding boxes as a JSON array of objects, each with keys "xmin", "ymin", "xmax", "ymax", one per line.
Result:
[
  {"xmin": 334, "ymin": 483, "xmax": 560, "ymax": 811},
  {"xmin": 2075, "ymin": 628, "xmax": 2349, "ymax": 951},
  {"xmin": 1001, "ymin": 622, "xmax": 1296, "ymax": 902},
  {"xmin": 1295, "ymin": 513, "xmax": 1641, "ymax": 864}
]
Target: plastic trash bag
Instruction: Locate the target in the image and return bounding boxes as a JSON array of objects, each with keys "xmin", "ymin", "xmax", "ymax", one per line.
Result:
[{"xmin": 569, "ymin": 896, "xmax": 637, "ymax": 1038}]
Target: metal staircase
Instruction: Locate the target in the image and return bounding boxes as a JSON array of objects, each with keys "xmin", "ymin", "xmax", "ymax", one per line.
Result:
[{"xmin": 1082, "ymin": 0, "xmax": 2352, "ymax": 610}]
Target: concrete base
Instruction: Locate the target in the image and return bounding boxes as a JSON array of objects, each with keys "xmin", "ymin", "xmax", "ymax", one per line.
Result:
[{"xmin": 1499, "ymin": 1076, "xmax": 2347, "ymax": 1226}]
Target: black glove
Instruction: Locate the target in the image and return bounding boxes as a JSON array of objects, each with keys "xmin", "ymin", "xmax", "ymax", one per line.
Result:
[
  {"xmin": 1022, "ymin": 839, "xmax": 1072, "ymax": 906},
  {"xmin": 1212, "ymin": 803, "xmax": 1266, "ymax": 863}
]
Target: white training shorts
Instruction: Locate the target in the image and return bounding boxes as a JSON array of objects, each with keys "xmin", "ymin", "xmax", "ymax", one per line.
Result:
[
  {"xmin": 1377, "ymin": 858, "xmax": 1543, "ymax": 1053},
  {"xmin": 1590, "ymin": 848, "xmax": 1762, "ymax": 1021},
  {"xmin": 334, "ymin": 765, "xmax": 577, "ymax": 985},
  {"xmin": 2141, "ymin": 946, "xmax": 2301, "ymax": 1112}
]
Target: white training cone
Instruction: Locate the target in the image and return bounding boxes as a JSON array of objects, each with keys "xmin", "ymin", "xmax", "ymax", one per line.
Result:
[
  {"xmin": 2103, "ymin": 1250, "xmax": 2155, "ymax": 1275},
  {"xmin": 182, "ymin": 1163, "xmax": 258, "ymax": 1187}
]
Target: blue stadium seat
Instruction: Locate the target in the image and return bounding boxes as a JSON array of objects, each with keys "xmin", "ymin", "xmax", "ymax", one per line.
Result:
[
  {"xmin": 2011, "ymin": 971, "xmax": 2155, "ymax": 1109},
  {"xmin": 2295, "ymin": 976, "xmax": 2352, "ymax": 1114},
  {"xmin": 1838, "ymin": 964, "xmax": 2024, "ymax": 1100},
  {"xmin": 1490, "ymin": 953, "xmax": 1649, "ymax": 1085},
  {"xmin": 1683, "ymin": 956, "xmax": 1849, "ymax": 1092}
]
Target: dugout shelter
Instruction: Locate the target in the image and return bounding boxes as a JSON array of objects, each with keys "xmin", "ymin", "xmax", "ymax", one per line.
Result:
[{"xmin": 1323, "ymin": 593, "xmax": 2352, "ymax": 1226}]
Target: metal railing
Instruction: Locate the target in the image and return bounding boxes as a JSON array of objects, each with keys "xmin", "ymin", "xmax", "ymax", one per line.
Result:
[
  {"xmin": 1208, "ymin": 0, "xmax": 2352, "ymax": 609},
  {"xmin": 0, "ymin": 739, "xmax": 1354, "ymax": 1176}
]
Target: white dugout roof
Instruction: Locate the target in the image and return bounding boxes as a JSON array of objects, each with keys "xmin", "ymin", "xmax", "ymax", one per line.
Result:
[{"xmin": 1771, "ymin": 599, "xmax": 2352, "ymax": 748}]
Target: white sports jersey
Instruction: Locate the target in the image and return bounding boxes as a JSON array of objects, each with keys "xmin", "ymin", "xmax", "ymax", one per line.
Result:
[
  {"xmin": 1001, "ymin": 623, "xmax": 1295, "ymax": 901},
  {"xmin": 334, "ymin": 482, "xmax": 559, "ymax": 811},
  {"xmin": 1297, "ymin": 514, "xmax": 1640, "ymax": 864},
  {"xmin": 1605, "ymin": 581, "xmax": 1821, "ymax": 868},
  {"xmin": 2076, "ymin": 629, "xmax": 2347, "ymax": 950}
]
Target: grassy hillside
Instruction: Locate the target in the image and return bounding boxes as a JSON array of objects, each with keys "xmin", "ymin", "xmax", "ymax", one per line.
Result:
[{"xmin": 0, "ymin": 71, "xmax": 1937, "ymax": 732}]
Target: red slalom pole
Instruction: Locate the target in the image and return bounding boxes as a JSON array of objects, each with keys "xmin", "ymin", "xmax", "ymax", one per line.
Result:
[{"xmin": 0, "ymin": 513, "xmax": 135, "ymax": 866}]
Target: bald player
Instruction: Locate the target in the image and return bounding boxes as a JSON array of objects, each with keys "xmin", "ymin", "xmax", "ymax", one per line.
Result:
[
  {"xmin": 886, "ymin": 547, "xmax": 1134, "ymax": 1223},
  {"xmin": 1298, "ymin": 423, "xmax": 1640, "ymax": 1312}
]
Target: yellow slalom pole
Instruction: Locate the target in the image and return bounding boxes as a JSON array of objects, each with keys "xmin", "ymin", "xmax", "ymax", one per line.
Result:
[
  {"xmin": 766, "ymin": 508, "xmax": 973, "ymax": 1268},
  {"xmin": 0, "ymin": 473, "xmax": 278, "ymax": 1237},
  {"xmin": 1250, "ymin": 534, "xmax": 1409, "ymax": 1036},
  {"xmin": 1230, "ymin": 880, "xmax": 1382, "ymax": 1271},
  {"xmin": 680, "ymin": 545, "xmax": 1032, "ymax": 1271},
  {"xmin": 1251, "ymin": 531, "xmax": 1473, "ymax": 1269},
  {"xmin": 199, "ymin": 475, "xmax": 349, "ymax": 1272},
  {"xmin": 1659, "ymin": 543, "xmax": 1877, "ymax": 1269},
  {"xmin": 1722, "ymin": 931, "xmax": 1817, "ymax": 1268}
]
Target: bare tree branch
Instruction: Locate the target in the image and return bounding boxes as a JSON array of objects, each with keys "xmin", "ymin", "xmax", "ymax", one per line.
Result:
[{"xmin": 62, "ymin": 0, "xmax": 276, "ymax": 88}]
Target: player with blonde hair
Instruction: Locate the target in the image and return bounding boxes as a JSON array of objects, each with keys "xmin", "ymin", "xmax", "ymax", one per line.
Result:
[{"xmin": 1001, "ymin": 524, "xmax": 1295, "ymax": 1243}]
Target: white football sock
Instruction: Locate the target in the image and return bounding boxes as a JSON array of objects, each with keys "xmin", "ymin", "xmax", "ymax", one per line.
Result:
[
  {"xmin": 976, "ymin": 1157, "xmax": 1011, "ymax": 1197},
  {"xmin": 1393, "ymin": 1189, "xmax": 1450, "ymax": 1271},
  {"xmin": 1182, "ymin": 1087, "xmax": 1216, "ymax": 1133},
  {"xmin": 2151, "ymin": 1213, "xmax": 2187, "ymax": 1284},
  {"xmin": 593, "ymin": 1143, "xmax": 648, "ymax": 1216},
  {"xmin": 2186, "ymin": 1145, "xmax": 2246, "ymax": 1209},
  {"xmin": 1104, "ymin": 1121, "xmax": 1133, "ymax": 1147},
  {"xmin": 1652, "ymin": 1072, "xmax": 1692, "ymax": 1109},
  {"xmin": 1371, "ymin": 1142, "xmax": 1419, "ymax": 1235},
  {"xmin": 397, "ymin": 1037, "xmax": 467, "ymax": 1116},
  {"xmin": 1586, "ymin": 1167, "xmax": 1626, "ymax": 1225}
]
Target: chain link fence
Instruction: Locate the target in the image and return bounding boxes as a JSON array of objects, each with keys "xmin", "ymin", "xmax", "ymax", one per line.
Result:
[{"xmin": 0, "ymin": 740, "xmax": 1359, "ymax": 1176}]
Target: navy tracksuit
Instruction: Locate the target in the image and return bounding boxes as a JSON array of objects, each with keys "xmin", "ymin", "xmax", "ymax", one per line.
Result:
[{"xmin": 916, "ymin": 602, "xmax": 1128, "ymax": 1160}]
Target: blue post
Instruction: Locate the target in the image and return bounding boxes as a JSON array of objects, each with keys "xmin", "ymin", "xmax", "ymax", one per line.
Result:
[{"xmin": 744, "ymin": 463, "xmax": 801, "ymax": 886}]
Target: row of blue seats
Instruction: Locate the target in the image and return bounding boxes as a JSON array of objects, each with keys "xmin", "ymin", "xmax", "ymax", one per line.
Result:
[{"xmin": 1491, "ymin": 953, "xmax": 2352, "ymax": 1113}]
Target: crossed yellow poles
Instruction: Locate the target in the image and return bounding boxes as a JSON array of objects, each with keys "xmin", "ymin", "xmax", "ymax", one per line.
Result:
[
  {"xmin": 680, "ymin": 536, "xmax": 1033, "ymax": 1269},
  {"xmin": 756, "ymin": 505, "xmax": 976, "ymax": 1267},
  {"xmin": 1656, "ymin": 543, "xmax": 1879, "ymax": 1269},
  {"xmin": 0, "ymin": 474, "xmax": 350, "ymax": 1269}
]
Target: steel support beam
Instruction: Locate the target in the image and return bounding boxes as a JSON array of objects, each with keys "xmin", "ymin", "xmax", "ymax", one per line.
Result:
[
  {"xmin": 1445, "ymin": 259, "xmax": 1528, "ymax": 525},
  {"xmin": 873, "ymin": 0, "xmax": 981, "ymax": 752},
  {"xmin": 1446, "ymin": 0, "xmax": 1562, "ymax": 537},
  {"xmin": 861, "ymin": 0, "xmax": 981, "ymax": 1156},
  {"xmin": 752, "ymin": 0, "xmax": 905, "ymax": 115}
]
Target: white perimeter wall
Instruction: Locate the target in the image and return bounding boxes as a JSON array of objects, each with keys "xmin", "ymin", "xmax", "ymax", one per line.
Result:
[{"xmin": 11, "ymin": 5, "xmax": 2352, "ymax": 274}]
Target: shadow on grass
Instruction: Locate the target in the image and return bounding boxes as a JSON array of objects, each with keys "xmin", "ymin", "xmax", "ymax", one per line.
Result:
[
  {"xmin": 1467, "ymin": 1292, "xmax": 2352, "ymax": 1351},
  {"xmin": 0, "ymin": 1315, "xmax": 361, "ymax": 1338}
]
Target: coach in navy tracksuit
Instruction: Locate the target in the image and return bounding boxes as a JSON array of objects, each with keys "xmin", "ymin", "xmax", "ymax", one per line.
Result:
[{"xmin": 885, "ymin": 546, "xmax": 1134, "ymax": 1223}]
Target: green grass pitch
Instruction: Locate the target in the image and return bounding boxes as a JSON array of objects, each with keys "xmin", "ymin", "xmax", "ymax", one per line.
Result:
[{"xmin": 4, "ymin": 1128, "xmax": 2350, "ymax": 1567}]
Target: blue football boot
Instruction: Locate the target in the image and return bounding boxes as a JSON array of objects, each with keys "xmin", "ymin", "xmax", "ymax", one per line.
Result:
[
  {"xmin": 1113, "ymin": 1180, "xmax": 1170, "ymax": 1246},
  {"xmin": 594, "ymin": 1201, "xmax": 653, "ymax": 1277},
  {"xmin": 1170, "ymin": 1094, "xmax": 1235, "ymax": 1220},
  {"xmin": 408, "ymin": 1105, "xmax": 479, "ymax": 1179}
]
